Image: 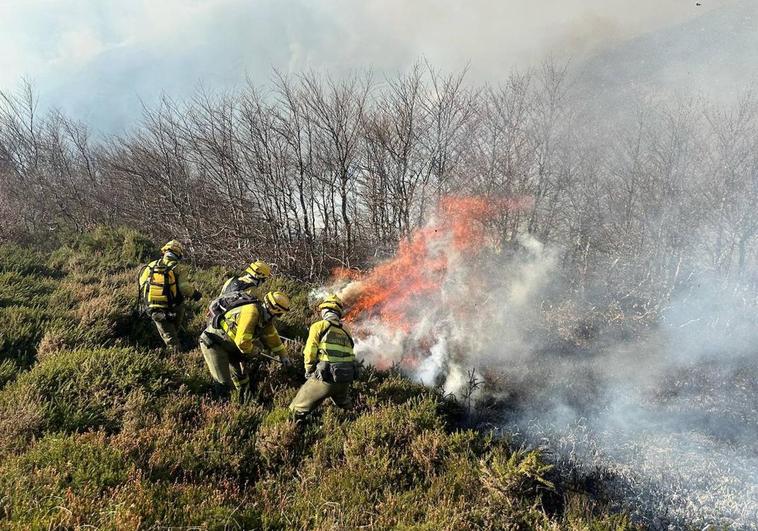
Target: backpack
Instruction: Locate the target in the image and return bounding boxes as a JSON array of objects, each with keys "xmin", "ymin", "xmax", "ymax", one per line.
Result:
[
  {"xmin": 207, "ymin": 291, "xmax": 262, "ymax": 329},
  {"xmin": 139, "ymin": 259, "xmax": 179, "ymax": 310},
  {"xmin": 221, "ymin": 277, "xmax": 255, "ymax": 296},
  {"xmin": 314, "ymin": 321, "xmax": 357, "ymax": 383}
]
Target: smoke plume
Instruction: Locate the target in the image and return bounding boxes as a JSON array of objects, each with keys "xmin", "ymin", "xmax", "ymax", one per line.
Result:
[{"xmin": 323, "ymin": 194, "xmax": 758, "ymax": 529}]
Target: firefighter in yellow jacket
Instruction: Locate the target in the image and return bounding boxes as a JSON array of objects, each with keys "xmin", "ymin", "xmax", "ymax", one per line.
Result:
[
  {"xmin": 139, "ymin": 240, "xmax": 201, "ymax": 352},
  {"xmin": 199, "ymin": 290, "xmax": 290, "ymax": 402},
  {"xmin": 219, "ymin": 260, "xmax": 271, "ymax": 296},
  {"xmin": 289, "ymin": 295, "xmax": 357, "ymax": 423}
]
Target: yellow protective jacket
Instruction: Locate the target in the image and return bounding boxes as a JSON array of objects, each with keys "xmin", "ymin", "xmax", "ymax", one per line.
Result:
[
  {"xmin": 303, "ymin": 318, "xmax": 355, "ymax": 371},
  {"xmin": 220, "ymin": 302, "xmax": 285, "ymax": 355},
  {"xmin": 139, "ymin": 256, "xmax": 196, "ymax": 308}
]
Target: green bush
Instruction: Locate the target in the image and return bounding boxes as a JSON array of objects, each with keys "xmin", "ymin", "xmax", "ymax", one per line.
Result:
[
  {"xmin": 358, "ymin": 372, "xmax": 438, "ymax": 409},
  {"xmin": 67, "ymin": 226, "xmax": 157, "ymax": 265},
  {"xmin": 0, "ymin": 383, "xmax": 46, "ymax": 458},
  {"xmin": 0, "ymin": 305, "xmax": 68, "ymax": 368},
  {"xmin": 0, "ymin": 232, "xmax": 635, "ymax": 530},
  {"xmin": 48, "ymin": 227, "xmax": 157, "ymax": 275},
  {"xmin": 0, "ymin": 359, "xmax": 16, "ymax": 388},
  {"xmin": 4, "ymin": 347, "xmax": 176, "ymax": 433},
  {"xmin": 0, "ymin": 244, "xmax": 56, "ymax": 277},
  {"xmin": 0, "ymin": 432, "xmax": 132, "ymax": 527},
  {"xmin": 0, "ymin": 271, "xmax": 58, "ymax": 307},
  {"xmin": 108, "ymin": 480, "xmax": 263, "ymax": 530},
  {"xmin": 116, "ymin": 395, "xmax": 265, "ymax": 482}
]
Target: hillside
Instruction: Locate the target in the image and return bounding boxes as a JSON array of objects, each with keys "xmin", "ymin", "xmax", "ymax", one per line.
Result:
[
  {"xmin": 577, "ymin": 0, "xmax": 758, "ymax": 106},
  {"xmin": 0, "ymin": 228, "xmax": 630, "ymax": 530}
]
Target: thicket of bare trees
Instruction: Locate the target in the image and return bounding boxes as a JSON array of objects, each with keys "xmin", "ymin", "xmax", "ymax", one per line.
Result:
[{"xmin": 1, "ymin": 63, "xmax": 756, "ymax": 308}]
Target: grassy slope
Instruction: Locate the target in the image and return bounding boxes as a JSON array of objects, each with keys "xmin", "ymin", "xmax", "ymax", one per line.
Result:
[{"xmin": 0, "ymin": 228, "xmax": 632, "ymax": 530}]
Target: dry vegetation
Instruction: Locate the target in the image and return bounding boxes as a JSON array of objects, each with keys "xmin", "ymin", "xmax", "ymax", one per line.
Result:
[{"xmin": 0, "ymin": 229, "xmax": 633, "ymax": 530}]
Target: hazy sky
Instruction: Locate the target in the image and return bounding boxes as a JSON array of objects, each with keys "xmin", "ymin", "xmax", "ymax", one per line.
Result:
[{"xmin": 0, "ymin": 0, "xmax": 731, "ymax": 132}]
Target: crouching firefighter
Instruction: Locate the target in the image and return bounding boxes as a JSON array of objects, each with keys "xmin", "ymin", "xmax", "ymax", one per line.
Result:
[
  {"xmin": 219, "ymin": 260, "xmax": 271, "ymax": 296},
  {"xmin": 138, "ymin": 240, "xmax": 202, "ymax": 353},
  {"xmin": 199, "ymin": 290, "xmax": 291, "ymax": 403},
  {"xmin": 289, "ymin": 295, "xmax": 358, "ymax": 424}
]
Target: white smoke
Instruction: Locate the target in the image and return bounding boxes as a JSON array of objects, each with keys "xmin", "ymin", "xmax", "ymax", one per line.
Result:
[
  {"xmin": 340, "ymin": 218, "xmax": 758, "ymax": 528},
  {"xmin": 0, "ymin": 0, "xmax": 733, "ymax": 132},
  {"xmin": 346, "ymin": 225, "xmax": 559, "ymax": 395}
]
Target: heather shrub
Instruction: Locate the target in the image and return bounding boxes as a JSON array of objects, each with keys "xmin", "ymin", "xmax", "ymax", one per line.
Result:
[
  {"xmin": 61, "ymin": 225, "xmax": 157, "ymax": 266},
  {"xmin": 256, "ymin": 406, "xmax": 301, "ymax": 471},
  {"xmin": 562, "ymin": 493, "xmax": 634, "ymax": 530},
  {"xmin": 358, "ymin": 371, "xmax": 438, "ymax": 409},
  {"xmin": 0, "ymin": 432, "xmax": 132, "ymax": 527},
  {"xmin": 0, "ymin": 244, "xmax": 56, "ymax": 277},
  {"xmin": 0, "ymin": 383, "xmax": 45, "ymax": 457},
  {"xmin": 0, "ymin": 231, "xmax": 635, "ymax": 530},
  {"xmin": 4, "ymin": 347, "xmax": 176, "ymax": 433},
  {"xmin": 0, "ymin": 305, "xmax": 68, "ymax": 370},
  {"xmin": 108, "ymin": 479, "xmax": 263, "ymax": 529},
  {"xmin": 115, "ymin": 394, "xmax": 265, "ymax": 482},
  {"xmin": 0, "ymin": 358, "xmax": 16, "ymax": 387},
  {"xmin": 0, "ymin": 271, "xmax": 57, "ymax": 307}
]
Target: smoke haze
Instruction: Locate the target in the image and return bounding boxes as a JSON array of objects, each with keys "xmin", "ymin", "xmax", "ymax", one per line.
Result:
[
  {"xmin": 0, "ymin": 0, "xmax": 741, "ymax": 132},
  {"xmin": 330, "ymin": 196, "xmax": 758, "ymax": 529}
]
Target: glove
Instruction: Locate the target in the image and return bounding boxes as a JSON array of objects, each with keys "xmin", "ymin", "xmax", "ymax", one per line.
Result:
[
  {"xmin": 191, "ymin": 290, "xmax": 202, "ymax": 302},
  {"xmin": 279, "ymin": 356, "xmax": 293, "ymax": 368},
  {"xmin": 304, "ymin": 364, "xmax": 316, "ymax": 380}
]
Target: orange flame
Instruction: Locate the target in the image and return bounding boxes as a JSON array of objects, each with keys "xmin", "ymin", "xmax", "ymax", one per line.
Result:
[{"xmin": 335, "ymin": 195, "xmax": 533, "ymax": 336}]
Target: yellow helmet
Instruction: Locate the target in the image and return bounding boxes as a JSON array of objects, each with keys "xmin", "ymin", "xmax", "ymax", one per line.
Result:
[
  {"xmin": 264, "ymin": 291, "xmax": 290, "ymax": 316},
  {"xmin": 318, "ymin": 294, "xmax": 344, "ymax": 315},
  {"xmin": 244, "ymin": 260, "xmax": 271, "ymax": 280},
  {"xmin": 161, "ymin": 239, "xmax": 184, "ymax": 258}
]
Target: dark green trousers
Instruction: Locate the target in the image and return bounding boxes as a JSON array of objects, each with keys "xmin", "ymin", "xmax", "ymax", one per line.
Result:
[
  {"xmin": 289, "ymin": 377, "xmax": 352, "ymax": 415},
  {"xmin": 200, "ymin": 328, "xmax": 262, "ymax": 403},
  {"xmin": 199, "ymin": 329, "xmax": 246, "ymax": 387},
  {"xmin": 152, "ymin": 304, "xmax": 185, "ymax": 352}
]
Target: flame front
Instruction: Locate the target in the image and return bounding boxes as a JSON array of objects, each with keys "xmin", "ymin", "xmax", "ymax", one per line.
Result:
[{"xmin": 331, "ymin": 195, "xmax": 533, "ymax": 370}]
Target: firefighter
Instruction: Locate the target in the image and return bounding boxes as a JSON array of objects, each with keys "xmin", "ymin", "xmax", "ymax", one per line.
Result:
[
  {"xmin": 289, "ymin": 295, "xmax": 357, "ymax": 424},
  {"xmin": 139, "ymin": 240, "xmax": 201, "ymax": 353},
  {"xmin": 199, "ymin": 290, "xmax": 291, "ymax": 403},
  {"xmin": 219, "ymin": 260, "xmax": 271, "ymax": 296}
]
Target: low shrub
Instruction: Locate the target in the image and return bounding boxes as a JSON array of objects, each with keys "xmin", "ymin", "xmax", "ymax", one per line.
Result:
[
  {"xmin": 0, "ymin": 432, "xmax": 132, "ymax": 527},
  {"xmin": 0, "ymin": 359, "xmax": 16, "ymax": 388},
  {"xmin": 0, "ymin": 271, "xmax": 57, "ymax": 307},
  {"xmin": 358, "ymin": 371, "xmax": 438, "ymax": 409},
  {"xmin": 0, "ymin": 305, "xmax": 68, "ymax": 369},
  {"xmin": 0, "ymin": 230, "xmax": 636, "ymax": 530},
  {"xmin": 0, "ymin": 244, "xmax": 57, "ymax": 277},
  {"xmin": 0, "ymin": 384, "xmax": 45, "ymax": 457},
  {"xmin": 61, "ymin": 225, "xmax": 157, "ymax": 267},
  {"xmin": 109, "ymin": 479, "xmax": 262, "ymax": 530},
  {"xmin": 2, "ymin": 347, "xmax": 176, "ymax": 433},
  {"xmin": 115, "ymin": 395, "xmax": 265, "ymax": 483}
]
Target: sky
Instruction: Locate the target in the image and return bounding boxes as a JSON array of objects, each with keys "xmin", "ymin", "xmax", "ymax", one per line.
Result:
[{"xmin": 0, "ymin": 0, "xmax": 735, "ymax": 132}]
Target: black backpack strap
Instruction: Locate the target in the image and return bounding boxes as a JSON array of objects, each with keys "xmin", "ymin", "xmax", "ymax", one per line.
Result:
[
  {"xmin": 137, "ymin": 264, "xmax": 148, "ymax": 310},
  {"xmin": 165, "ymin": 261, "xmax": 181, "ymax": 306},
  {"xmin": 142, "ymin": 262, "xmax": 159, "ymax": 302},
  {"xmin": 211, "ymin": 294, "xmax": 260, "ymax": 329}
]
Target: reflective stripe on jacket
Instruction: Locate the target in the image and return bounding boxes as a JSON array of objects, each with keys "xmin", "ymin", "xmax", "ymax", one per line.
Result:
[
  {"xmin": 220, "ymin": 302, "xmax": 285, "ymax": 355},
  {"xmin": 304, "ymin": 319, "xmax": 355, "ymax": 366}
]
